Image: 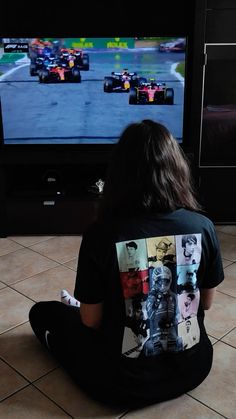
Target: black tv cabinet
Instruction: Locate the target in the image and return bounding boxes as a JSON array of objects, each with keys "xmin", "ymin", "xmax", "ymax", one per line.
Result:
[{"xmin": 0, "ymin": 154, "xmax": 109, "ymax": 236}]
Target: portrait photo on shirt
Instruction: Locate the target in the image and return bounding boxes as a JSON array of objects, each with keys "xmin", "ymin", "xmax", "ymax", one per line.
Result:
[
  {"xmin": 178, "ymin": 316, "xmax": 200, "ymax": 350},
  {"xmin": 177, "ymin": 264, "xmax": 200, "ymax": 293},
  {"xmin": 116, "ymin": 238, "xmax": 148, "ymax": 272},
  {"xmin": 176, "ymin": 233, "xmax": 202, "ymax": 266},
  {"xmin": 178, "ymin": 289, "xmax": 200, "ymax": 321},
  {"xmin": 116, "ymin": 239, "xmax": 149, "ymax": 299},
  {"xmin": 146, "ymin": 236, "xmax": 175, "ymax": 267},
  {"xmin": 122, "ymin": 298, "xmax": 150, "ymax": 358}
]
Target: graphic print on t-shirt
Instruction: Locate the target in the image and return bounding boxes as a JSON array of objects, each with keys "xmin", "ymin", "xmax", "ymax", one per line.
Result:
[{"xmin": 116, "ymin": 233, "xmax": 202, "ymax": 358}]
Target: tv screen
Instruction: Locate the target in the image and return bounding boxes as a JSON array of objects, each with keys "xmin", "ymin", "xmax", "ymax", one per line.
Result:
[{"xmin": 0, "ymin": 37, "xmax": 186, "ymax": 146}]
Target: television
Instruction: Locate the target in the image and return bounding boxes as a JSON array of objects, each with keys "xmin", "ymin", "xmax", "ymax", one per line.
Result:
[
  {"xmin": 0, "ymin": 1, "xmax": 206, "ymax": 235},
  {"xmin": 0, "ymin": 36, "xmax": 186, "ymax": 149}
]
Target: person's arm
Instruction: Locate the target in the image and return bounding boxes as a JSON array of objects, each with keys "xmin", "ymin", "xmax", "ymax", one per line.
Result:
[
  {"xmin": 200, "ymin": 287, "xmax": 217, "ymax": 310},
  {"xmin": 80, "ymin": 302, "xmax": 103, "ymax": 330}
]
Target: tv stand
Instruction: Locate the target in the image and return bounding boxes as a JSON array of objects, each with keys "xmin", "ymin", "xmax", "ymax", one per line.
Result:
[{"xmin": 0, "ymin": 159, "xmax": 107, "ymax": 236}]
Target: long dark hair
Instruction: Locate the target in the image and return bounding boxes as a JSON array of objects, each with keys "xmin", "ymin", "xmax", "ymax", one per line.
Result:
[{"xmin": 99, "ymin": 120, "xmax": 201, "ymax": 218}]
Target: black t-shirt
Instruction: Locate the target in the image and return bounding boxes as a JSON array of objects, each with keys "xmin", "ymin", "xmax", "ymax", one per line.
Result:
[
  {"xmin": 74, "ymin": 209, "xmax": 224, "ymax": 403},
  {"xmin": 74, "ymin": 209, "xmax": 224, "ymax": 402}
]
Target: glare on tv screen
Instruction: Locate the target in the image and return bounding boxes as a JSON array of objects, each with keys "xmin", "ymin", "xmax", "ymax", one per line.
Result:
[{"xmin": 0, "ymin": 37, "xmax": 186, "ymax": 145}]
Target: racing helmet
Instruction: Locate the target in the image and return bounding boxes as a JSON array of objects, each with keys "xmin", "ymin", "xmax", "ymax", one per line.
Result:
[
  {"xmin": 122, "ymin": 68, "xmax": 129, "ymax": 76},
  {"xmin": 152, "ymin": 266, "xmax": 172, "ymax": 291},
  {"xmin": 43, "ymin": 46, "xmax": 52, "ymax": 57},
  {"xmin": 61, "ymin": 49, "xmax": 69, "ymax": 58}
]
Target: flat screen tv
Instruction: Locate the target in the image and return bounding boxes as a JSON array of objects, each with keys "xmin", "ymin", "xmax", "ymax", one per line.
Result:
[{"xmin": 0, "ymin": 37, "xmax": 186, "ymax": 150}]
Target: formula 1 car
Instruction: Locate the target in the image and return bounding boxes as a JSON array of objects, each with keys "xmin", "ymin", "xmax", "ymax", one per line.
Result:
[
  {"xmin": 29, "ymin": 53, "xmax": 57, "ymax": 76},
  {"xmin": 38, "ymin": 61, "xmax": 81, "ymax": 83},
  {"xmin": 103, "ymin": 69, "xmax": 145, "ymax": 92},
  {"xmin": 59, "ymin": 48, "xmax": 89, "ymax": 71},
  {"xmin": 129, "ymin": 80, "xmax": 174, "ymax": 104},
  {"xmin": 29, "ymin": 46, "xmax": 55, "ymax": 76}
]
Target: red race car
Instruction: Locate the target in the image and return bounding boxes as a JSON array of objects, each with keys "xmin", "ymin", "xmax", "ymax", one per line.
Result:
[{"xmin": 129, "ymin": 80, "xmax": 174, "ymax": 105}]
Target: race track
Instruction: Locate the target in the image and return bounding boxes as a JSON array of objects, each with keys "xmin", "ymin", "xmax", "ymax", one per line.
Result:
[{"xmin": 0, "ymin": 50, "xmax": 185, "ymax": 144}]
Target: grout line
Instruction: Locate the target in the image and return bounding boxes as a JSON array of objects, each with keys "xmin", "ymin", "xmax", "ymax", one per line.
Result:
[
  {"xmin": 0, "ymin": 350, "xmax": 57, "ymax": 385},
  {"xmin": 216, "ymin": 289, "xmax": 236, "ymax": 299},
  {"xmin": 0, "ymin": 383, "xmax": 31, "ymax": 404},
  {"xmin": 0, "ymin": 319, "xmax": 29, "ymax": 336},
  {"xmin": 29, "ymin": 367, "xmax": 60, "ymax": 386},
  {"xmin": 207, "ymin": 334, "xmax": 220, "ymax": 345},
  {"xmin": 1, "ymin": 379, "xmax": 72, "ymax": 417},
  {"xmin": 0, "ymin": 355, "xmax": 32, "ymax": 384},
  {"xmin": 31, "ymin": 381, "xmax": 75, "ymax": 418},
  {"xmin": 217, "ymin": 338, "xmax": 236, "ymax": 351},
  {"xmin": 118, "ymin": 410, "xmax": 132, "ymax": 418},
  {"xmin": 0, "ymin": 263, "xmax": 72, "ymax": 287},
  {"xmin": 218, "ymin": 326, "xmax": 236, "ymax": 339},
  {"xmin": 1, "ymin": 284, "xmax": 39, "ymax": 302},
  {"xmin": 218, "ymin": 231, "xmax": 236, "ymax": 238},
  {"xmin": 25, "ymin": 248, "xmax": 80, "ymax": 265},
  {"xmin": 0, "ymin": 244, "xmax": 79, "ymax": 273},
  {"xmin": 222, "ymin": 260, "xmax": 236, "ymax": 266},
  {"xmin": 187, "ymin": 394, "xmax": 228, "ymax": 418},
  {"xmin": 0, "ymin": 352, "xmax": 60, "ymax": 387},
  {"xmin": 9, "ymin": 237, "xmax": 56, "ymax": 247}
]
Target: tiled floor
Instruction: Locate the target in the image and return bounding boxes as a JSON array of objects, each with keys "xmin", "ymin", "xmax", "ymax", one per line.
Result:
[{"xmin": 0, "ymin": 226, "xmax": 236, "ymax": 418}]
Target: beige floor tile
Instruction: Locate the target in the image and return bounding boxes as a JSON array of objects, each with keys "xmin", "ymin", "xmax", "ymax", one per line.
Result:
[
  {"xmin": 35, "ymin": 368, "xmax": 126, "ymax": 418},
  {"xmin": 0, "ymin": 247, "xmax": 59, "ymax": 285},
  {"xmin": 216, "ymin": 225, "xmax": 236, "ymax": 236},
  {"xmin": 0, "ymin": 281, "xmax": 6, "ymax": 289},
  {"xmin": 214, "ymin": 225, "xmax": 224, "ymax": 231},
  {"xmin": 0, "ymin": 359, "xmax": 28, "ymax": 401},
  {"xmin": 124, "ymin": 394, "xmax": 223, "ymax": 418},
  {"xmin": 0, "ymin": 322, "xmax": 57, "ymax": 382},
  {"xmin": 63, "ymin": 257, "xmax": 78, "ymax": 271},
  {"xmin": 29, "ymin": 236, "xmax": 82, "ymax": 263},
  {"xmin": 222, "ymin": 327, "xmax": 236, "ymax": 348},
  {"xmin": 12, "ymin": 265, "xmax": 76, "ymax": 302},
  {"xmin": 0, "ymin": 288, "xmax": 34, "ymax": 334},
  {"xmin": 204, "ymin": 291, "xmax": 236, "ymax": 339},
  {"xmin": 218, "ymin": 262, "xmax": 236, "ymax": 297},
  {"xmin": 189, "ymin": 341, "xmax": 236, "ymax": 418},
  {"xmin": 208, "ymin": 335, "xmax": 218, "ymax": 345},
  {"xmin": 0, "ymin": 238, "xmax": 23, "ymax": 256},
  {"xmin": 10, "ymin": 235, "xmax": 54, "ymax": 247},
  {"xmin": 217, "ymin": 231, "xmax": 236, "ymax": 262},
  {"xmin": 0, "ymin": 385, "xmax": 70, "ymax": 418},
  {"xmin": 222, "ymin": 258, "xmax": 234, "ymax": 268}
]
